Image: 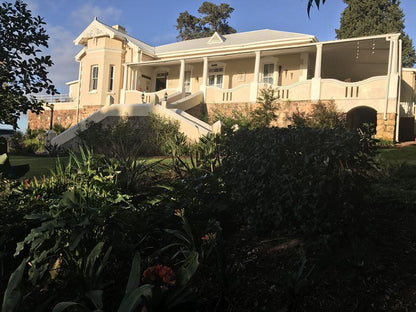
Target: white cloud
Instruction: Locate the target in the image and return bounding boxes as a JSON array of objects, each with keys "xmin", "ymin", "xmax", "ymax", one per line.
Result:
[
  {"xmin": 70, "ymin": 4, "xmax": 122, "ymax": 30},
  {"xmin": 46, "ymin": 25, "xmax": 80, "ymax": 93}
]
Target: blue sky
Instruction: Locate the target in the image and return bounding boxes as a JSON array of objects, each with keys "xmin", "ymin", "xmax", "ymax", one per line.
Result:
[{"xmin": 7, "ymin": 0, "xmax": 416, "ymax": 130}]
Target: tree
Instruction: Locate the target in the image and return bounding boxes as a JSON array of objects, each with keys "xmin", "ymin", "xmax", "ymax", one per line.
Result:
[
  {"xmin": 0, "ymin": 0, "xmax": 56, "ymax": 128},
  {"xmin": 176, "ymin": 2, "xmax": 236, "ymax": 40},
  {"xmin": 336, "ymin": 0, "xmax": 416, "ymax": 67},
  {"xmin": 307, "ymin": 0, "xmax": 327, "ymax": 16}
]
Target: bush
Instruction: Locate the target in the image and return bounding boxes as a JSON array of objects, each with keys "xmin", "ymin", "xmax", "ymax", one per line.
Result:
[
  {"xmin": 222, "ymin": 126, "xmax": 377, "ymax": 242},
  {"xmin": 9, "ymin": 123, "xmax": 68, "ymax": 155},
  {"xmin": 78, "ymin": 114, "xmax": 181, "ymax": 157},
  {"xmin": 212, "ymin": 86, "xmax": 279, "ymax": 133},
  {"xmin": 291, "ymin": 101, "xmax": 345, "ymax": 129}
]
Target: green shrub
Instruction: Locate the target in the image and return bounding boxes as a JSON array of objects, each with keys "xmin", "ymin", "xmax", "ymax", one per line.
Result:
[
  {"xmin": 222, "ymin": 127, "xmax": 377, "ymax": 241},
  {"xmin": 291, "ymin": 101, "xmax": 345, "ymax": 129},
  {"xmin": 212, "ymin": 86, "xmax": 279, "ymax": 132},
  {"xmin": 78, "ymin": 114, "xmax": 181, "ymax": 157},
  {"xmin": 251, "ymin": 86, "xmax": 279, "ymax": 128}
]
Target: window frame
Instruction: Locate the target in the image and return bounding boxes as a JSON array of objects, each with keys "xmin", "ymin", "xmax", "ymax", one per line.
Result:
[
  {"xmin": 108, "ymin": 65, "xmax": 115, "ymax": 92},
  {"xmin": 90, "ymin": 65, "xmax": 99, "ymax": 92}
]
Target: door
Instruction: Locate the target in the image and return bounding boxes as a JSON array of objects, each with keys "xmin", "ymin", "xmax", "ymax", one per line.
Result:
[
  {"xmin": 155, "ymin": 72, "xmax": 167, "ymax": 91},
  {"xmin": 184, "ymin": 71, "xmax": 191, "ymax": 93}
]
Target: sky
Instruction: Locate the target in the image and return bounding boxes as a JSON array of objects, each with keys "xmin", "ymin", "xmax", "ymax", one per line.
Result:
[{"xmin": 6, "ymin": 0, "xmax": 416, "ymax": 130}]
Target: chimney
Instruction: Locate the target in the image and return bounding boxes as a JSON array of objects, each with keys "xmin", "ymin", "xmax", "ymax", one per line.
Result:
[{"xmin": 112, "ymin": 25, "xmax": 127, "ymax": 34}]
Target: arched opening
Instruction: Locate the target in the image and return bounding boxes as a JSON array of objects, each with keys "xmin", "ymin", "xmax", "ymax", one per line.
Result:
[{"xmin": 346, "ymin": 106, "xmax": 377, "ymax": 133}]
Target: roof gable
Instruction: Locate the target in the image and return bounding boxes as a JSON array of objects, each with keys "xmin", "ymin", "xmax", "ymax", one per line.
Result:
[
  {"xmin": 208, "ymin": 32, "xmax": 225, "ymax": 44},
  {"xmin": 74, "ymin": 19, "xmax": 155, "ymax": 55}
]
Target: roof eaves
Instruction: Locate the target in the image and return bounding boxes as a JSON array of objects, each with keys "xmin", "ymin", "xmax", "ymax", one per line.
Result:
[{"xmin": 154, "ymin": 36, "xmax": 316, "ymax": 57}]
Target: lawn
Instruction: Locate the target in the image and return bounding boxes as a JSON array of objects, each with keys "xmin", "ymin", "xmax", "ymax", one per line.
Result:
[
  {"xmin": 8, "ymin": 155, "xmax": 68, "ymax": 179},
  {"xmin": 377, "ymin": 144, "xmax": 416, "ymax": 165},
  {"xmin": 8, "ymin": 155, "xmax": 171, "ymax": 179}
]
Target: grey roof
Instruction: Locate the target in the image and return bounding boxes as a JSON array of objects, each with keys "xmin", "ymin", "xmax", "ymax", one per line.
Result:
[
  {"xmin": 154, "ymin": 29, "xmax": 316, "ymax": 54},
  {"xmin": 96, "ymin": 20, "xmax": 315, "ymax": 56}
]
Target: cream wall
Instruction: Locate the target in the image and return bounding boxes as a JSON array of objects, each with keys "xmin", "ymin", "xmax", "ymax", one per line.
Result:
[
  {"xmin": 224, "ymin": 58, "xmax": 255, "ymax": 88},
  {"xmin": 401, "ymin": 70, "xmax": 416, "ymax": 103},
  {"xmin": 79, "ymin": 37, "xmax": 130, "ymax": 107},
  {"xmin": 67, "ymin": 82, "xmax": 79, "ymax": 100}
]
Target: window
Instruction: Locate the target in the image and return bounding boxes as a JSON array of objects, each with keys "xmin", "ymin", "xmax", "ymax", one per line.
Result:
[
  {"xmin": 108, "ymin": 65, "xmax": 115, "ymax": 92},
  {"xmin": 263, "ymin": 63, "xmax": 274, "ymax": 84},
  {"xmin": 208, "ymin": 67, "xmax": 224, "ymax": 88},
  {"xmin": 90, "ymin": 65, "xmax": 99, "ymax": 91}
]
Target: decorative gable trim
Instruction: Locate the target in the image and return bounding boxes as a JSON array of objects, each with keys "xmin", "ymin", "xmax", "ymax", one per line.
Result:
[
  {"xmin": 208, "ymin": 32, "xmax": 225, "ymax": 44},
  {"xmin": 74, "ymin": 19, "xmax": 117, "ymax": 45}
]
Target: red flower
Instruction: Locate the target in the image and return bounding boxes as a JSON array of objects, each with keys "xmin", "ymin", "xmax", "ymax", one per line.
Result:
[
  {"xmin": 201, "ymin": 233, "xmax": 217, "ymax": 243},
  {"xmin": 143, "ymin": 264, "xmax": 176, "ymax": 287},
  {"xmin": 36, "ymin": 194, "xmax": 41, "ymax": 200},
  {"xmin": 24, "ymin": 179, "xmax": 30, "ymax": 187},
  {"xmin": 174, "ymin": 209, "xmax": 184, "ymax": 217}
]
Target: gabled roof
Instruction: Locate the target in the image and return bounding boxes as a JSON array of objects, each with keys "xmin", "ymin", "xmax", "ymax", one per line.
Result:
[
  {"xmin": 74, "ymin": 18, "xmax": 155, "ymax": 55},
  {"xmin": 208, "ymin": 32, "xmax": 226, "ymax": 44},
  {"xmin": 75, "ymin": 19, "xmax": 316, "ymax": 58}
]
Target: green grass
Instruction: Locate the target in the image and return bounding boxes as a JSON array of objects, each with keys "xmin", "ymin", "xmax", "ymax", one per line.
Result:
[
  {"xmin": 9, "ymin": 155, "xmax": 68, "ymax": 179},
  {"xmin": 376, "ymin": 144, "xmax": 416, "ymax": 165}
]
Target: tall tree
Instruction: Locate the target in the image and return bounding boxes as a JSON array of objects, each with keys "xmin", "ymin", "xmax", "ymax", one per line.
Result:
[
  {"xmin": 0, "ymin": 0, "xmax": 56, "ymax": 128},
  {"xmin": 336, "ymin": 0, "xmax": 416, "ymax": 67},
  {"xmin": 176, "ymin": 2, "xmax": 236, "ymax": 41}
]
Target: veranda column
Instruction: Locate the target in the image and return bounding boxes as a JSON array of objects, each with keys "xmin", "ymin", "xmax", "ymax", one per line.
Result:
[
  {"xmin": 311, "ymin": 43, "xmax": 323, "ymax": 101},
  {"xmin": 201, "ymin": 57, "xmax": 208, "ymax": 101},
  {"xmin": 120, "ymin": 64, "xmax": 128, "ymax": 104},
  {"xmin": 250, "ymin": 50, "xmax": 261, "ymax": 102},
  {"xmin": 179, "ymin": 59, "xmax": 185, "ymax": 95}
]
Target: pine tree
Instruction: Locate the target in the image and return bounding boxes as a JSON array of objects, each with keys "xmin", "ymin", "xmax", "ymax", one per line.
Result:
[
  {"xmin": 336, "ymin": 0, "xmax": 416, "ymax": 67},
  {"xmin": 176, "ymin": 2, "xmax": 236, "ymax": 41}
]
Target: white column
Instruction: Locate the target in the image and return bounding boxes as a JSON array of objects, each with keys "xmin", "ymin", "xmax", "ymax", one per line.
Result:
[
  {"xmin": 254, "ymin": 50, "xmax": 261, "ymax": 83},
  {"xmin": 121, "ymin": 64, "xmax": 128, "ymax": 104},
  {"xmin": 76, "ymin": 61, "xmax": 82, "ymax": 123},
  {"xmin": 179, "ymin": 59, "xmax": 185, "ymax": 94},
  {"xmin": 250, "ymin": 50, "xmax": 261, "ymax": 102},
  {"xmin": 201, "ymin": 57, "xmax": 208, "ymax": 102},
  {"xmin": 311, "ymin": 43, "xmax": 323, "ymax": 101},
  {"xmin": 388, "ymin": 36, "xmax": 400, "ymax": 103},
  {"xmin": 314, "ymin": 43, "xmax": 323, "ymax": 79},
  {"xmin": 202, "ymin": 57, "xmax": 208, "ymax": 86},
  {"xmin": 391, "ymin": 36, "xmax": 399, "ymax": 75}
]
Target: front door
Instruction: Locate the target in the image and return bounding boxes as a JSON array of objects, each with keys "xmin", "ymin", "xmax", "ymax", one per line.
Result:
[
  {"xmin": 184, "ymin": 71, "xmax": 191, "ymax": 93},
  {"xmin": 156, "ymin": 72, "xmax": 167, "ymax": 91}
]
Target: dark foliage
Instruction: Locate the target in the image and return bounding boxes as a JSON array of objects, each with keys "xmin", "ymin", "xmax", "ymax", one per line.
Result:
[
  {"xmin": 0, "ymin": 0, "xmax": 57, "ymax": 128},
  {"xmin": 176, "ymin": 2, "xmax": 236, "ymax": 40},
  {"xmin": 222, "ymin": 127, "xmax": 377, "ymax": 242}
]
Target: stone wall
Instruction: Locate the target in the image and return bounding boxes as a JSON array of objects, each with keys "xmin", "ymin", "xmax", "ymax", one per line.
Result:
[
  {"xmin": 376, "ymin": 113, "xmax": 397, "ymax": 141},
  {"xmin": 28, "ymin": 105, "xmax": 103, "ymax": 130},
  {"xmin": 205, "ymin": 101, "xmax": 317, "ymax": 127}
]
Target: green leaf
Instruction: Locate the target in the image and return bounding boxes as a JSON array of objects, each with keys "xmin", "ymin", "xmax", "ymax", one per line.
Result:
[
  {"xmin": 2, "ymin": 258, "xmax": 28, "ymax": 312},
  {"xmin": 85, "ymin": 242, "xmax": 104, "ymax": 278},
  {"xmin": 52, "ymin": 302, "xmax": 88, "ymax": 312},
  {"xmin": 86, "ymin": 290, "xmax": 103, "ymax": 309},
  {"xmin": 117, "ymin": 284, "xmax": 152, "ymax": 312},
  {"xmin": 176, "ymin": 251, "xmax": 199, "ymax": 287},
  {"xmin": 124, "ymin": 252, "xmax": 141, "ymax": 295}
]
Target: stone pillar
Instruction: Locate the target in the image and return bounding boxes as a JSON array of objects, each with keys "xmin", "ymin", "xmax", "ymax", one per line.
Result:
[
  {"xmin": 179, "ymin": 59, "xmax": 185, "ymax": 95},
  {"xmin": 376, "ymin": 113, "xmax": 397, "ymax": 141},
  {"xmin": 311, "ymin": 43, "xmax": 323, "ymax": 101}
]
